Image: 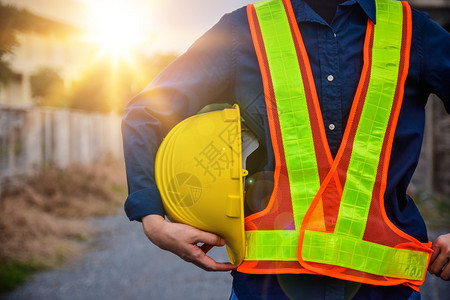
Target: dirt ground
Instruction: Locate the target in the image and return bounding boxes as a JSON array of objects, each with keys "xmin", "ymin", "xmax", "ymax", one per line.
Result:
[{"xmin": 0, "ymin": 158, "xmax": 126, "ymax": 268}]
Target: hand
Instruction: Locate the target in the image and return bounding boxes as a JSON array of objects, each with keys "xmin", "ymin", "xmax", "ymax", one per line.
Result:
[
  {"xmin": 142, "ymin": 214, "xmax": 237, "ymax": 272},
  {"xmin": 428, "ymin": 233, "xmax": 450, "ymax": 280}
]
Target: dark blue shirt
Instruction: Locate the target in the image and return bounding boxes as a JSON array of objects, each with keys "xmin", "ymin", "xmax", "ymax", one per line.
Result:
[{"xmin": 122, "ymin": 0, "xmax": 450, "ymax": 298}]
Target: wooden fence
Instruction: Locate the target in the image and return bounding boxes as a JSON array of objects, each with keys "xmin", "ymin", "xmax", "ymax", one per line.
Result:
[{"xmin": 0, "ymin": 106, "xmax": 123, "ymax": 190}]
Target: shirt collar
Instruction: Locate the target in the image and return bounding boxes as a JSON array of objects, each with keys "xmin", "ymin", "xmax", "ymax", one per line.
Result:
[{"xmin": 291, "ymin": 0, "xmax": 376, "ymax": 25}]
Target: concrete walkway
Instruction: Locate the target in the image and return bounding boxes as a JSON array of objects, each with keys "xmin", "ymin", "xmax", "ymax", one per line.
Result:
[{"xmin": 1, "ymin": 213, "xmax": 448, "ymax": 299}]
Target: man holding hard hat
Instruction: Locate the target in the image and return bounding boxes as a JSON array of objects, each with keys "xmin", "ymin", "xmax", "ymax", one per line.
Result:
[{"xmin": 122, "ymin": 0, "xmax": 450, "ymax": 298}]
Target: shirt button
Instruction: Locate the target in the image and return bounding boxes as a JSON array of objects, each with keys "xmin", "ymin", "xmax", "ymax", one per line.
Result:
[
  {"xmin": 328, "ymin": 123, "xmax": 336, "ymax": 131},
  {"xmin": 327, "ymin": 75, "xmax": 334, "ymax": 82}
]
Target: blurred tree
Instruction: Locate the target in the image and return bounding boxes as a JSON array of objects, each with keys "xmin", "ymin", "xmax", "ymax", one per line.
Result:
[
  {"xmin": 67, "ymin": 59, "xmax": 113, "ymax": 113},
  {"xmin": 1, "ymin": 1, "xmax": 177, "ymax": 111},
  {"xmin": 0, "ymin": 3, "xmax": 81, "ymax": 87},
  {"xmin": 0, "ymin": 4, "xmax": 22, "ymax": 86},
  {"xmin": 67, "ymin": 52, "xmax": 178, "ymax": 113},
  {"xmin": 30, "ymin": 67, "xmax": 66, "ymax": 107}
]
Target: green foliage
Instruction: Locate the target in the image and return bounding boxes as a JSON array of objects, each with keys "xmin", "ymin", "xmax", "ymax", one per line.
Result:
[
  {"xmin": 30, "ymin": 67, "xmax": 66, "ymax": 107},
  {"xmin": 0, "ymin": 261, "xmax": 42, "ymax": 293},
  {"xmin": 0, "ymin": 58, "xmax": 12, "ymax": 87},
  {"xmin": 0, "ymin": 4, "xmax": 21, "ymax": 86}
]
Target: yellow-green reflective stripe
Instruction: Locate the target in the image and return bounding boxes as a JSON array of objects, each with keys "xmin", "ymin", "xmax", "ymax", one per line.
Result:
[
  {"xmin": 247, "ymin": 0, "xmax": 426, "ymax": 281},
  {"xmin": 333, "ymin": 0, "xmax": 403, "ymax": 239},
  {"xmin": 302, "ymin": 231, "xmax": 429, "ymax": 280},
  {"xmin": 253, "ymin": 0, "xmax": 320, "ymax": 229},
  {"xmin": 246, "ymin": 0, "xmax": 320, "ymax": 261},
  {"xmin": 302, "ymin": 0, "xmax": 429, "ymax": 280},
  {"xmin": 246, "ymin": 231, "xmax": 299, "ymax": 261}
]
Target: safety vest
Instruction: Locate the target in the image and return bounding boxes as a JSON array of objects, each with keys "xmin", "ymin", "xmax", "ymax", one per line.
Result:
[{"xmin": 238, "ymin": 0, "xmax": 433, "ymax": 291}]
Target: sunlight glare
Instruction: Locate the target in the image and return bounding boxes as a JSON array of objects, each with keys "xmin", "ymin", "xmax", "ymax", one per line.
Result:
[{"xmin": 86, "ymin": 1, "xmax": 147, "ymax": 62}]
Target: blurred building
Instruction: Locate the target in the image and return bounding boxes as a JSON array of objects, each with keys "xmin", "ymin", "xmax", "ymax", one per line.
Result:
[
  {"xmin": 0, "ymin": 1, "xmax": 122, "ymax": 189},
  {"xmin": 0, "ymin": 0, "xmax": 95, "ymax": 107}
]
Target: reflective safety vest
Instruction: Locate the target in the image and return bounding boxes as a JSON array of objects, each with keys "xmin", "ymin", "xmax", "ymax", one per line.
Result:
[{"xmin": 238, "ymin": 0, "xmax": 433, "ymax": 291}]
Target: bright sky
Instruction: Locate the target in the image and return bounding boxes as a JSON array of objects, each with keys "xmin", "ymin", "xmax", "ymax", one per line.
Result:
[
  {"xmin": 79, "ymin": 0, "xmax": 255, "ymax": 54},
  {"xmin": 5, "ymin": 0, "xmax": 254, "ymax": 53}
]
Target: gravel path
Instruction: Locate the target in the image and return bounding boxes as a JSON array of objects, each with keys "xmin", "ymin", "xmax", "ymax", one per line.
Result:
[
  {"xmin": 1, "ymin": 213, "xmax": 233, "ymax": 300},
  {"xmin": 1, "ymin": 213, "xmax": 448, "ymax": 300}
]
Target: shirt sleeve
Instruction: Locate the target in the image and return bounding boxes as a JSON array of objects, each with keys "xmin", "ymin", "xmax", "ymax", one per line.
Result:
[
  {"xmin": 121, "ymin": 13, "xmax": 236, "ymax": 221},
  {"xmin": 420, "ymin": 12, "xmax": 450, "ymax": 112}
]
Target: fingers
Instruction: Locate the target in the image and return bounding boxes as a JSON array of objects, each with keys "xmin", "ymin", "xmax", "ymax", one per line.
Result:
[
  {"xmin": 183, "ymin": 229, "xmax": 236, "ymax": 271},
  {"xmin": 187, "ymin": 244, "xmax": 236, "ymax": 272},
  {"xmin": 142, "ymin": 218, "xmax": 235, "ymax": 272},
  {"xmin": 193, "ymin": 255, "xmax": 237, "ymax": 272},
  {"xmin": 193, "ymin": 230, "xmax": 226, "ymax": 247},
  {"xmin": 429, "ymin": 246, "xmax": 440, "ymax": 266},
  {"xmin": 440, "ymin": 263, "xmax": 450, "ymax": 281},
  {"xmin": 429, "ymin": 253, "xmax": 449, "ymax": 278},
  {"xmin": 428, "ymin": 233, "xmax": 450, "ymax": 281}
]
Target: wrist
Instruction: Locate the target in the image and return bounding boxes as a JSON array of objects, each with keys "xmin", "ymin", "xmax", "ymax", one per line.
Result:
[{"xmin": 142, "ymin": 214, "xmax": 166, "ymax": 237}]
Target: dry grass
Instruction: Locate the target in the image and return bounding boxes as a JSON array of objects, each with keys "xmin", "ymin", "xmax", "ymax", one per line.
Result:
[{"xmin": 0, "ymin": 157, "xmax": 126, "ymax": 267}]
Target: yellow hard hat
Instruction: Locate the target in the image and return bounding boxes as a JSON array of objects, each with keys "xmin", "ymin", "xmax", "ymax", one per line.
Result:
[{"xmin": 155, "ymin": 104, "xmax": 248, "ymax": 265}]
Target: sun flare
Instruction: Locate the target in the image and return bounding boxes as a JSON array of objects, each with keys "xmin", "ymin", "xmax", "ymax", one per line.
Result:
[{"xmin": 85, "ymin": 1, "xmax": 147, "ymax": 63}]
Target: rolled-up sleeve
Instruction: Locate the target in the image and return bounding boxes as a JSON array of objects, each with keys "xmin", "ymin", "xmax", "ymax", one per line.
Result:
[{"xmin": 122, "ymin": 13, "xmax": 236, "ymax": 221}]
